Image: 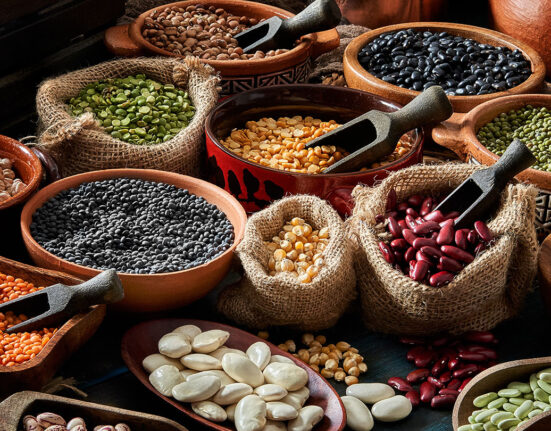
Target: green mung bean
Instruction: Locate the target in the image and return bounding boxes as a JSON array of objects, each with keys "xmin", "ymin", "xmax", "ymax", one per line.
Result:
[
  {"xmin": 67, "ymin": 74, "xmax": 195, "ymax": 145},
  {"xmin": 477, "ymin": 105, "xmax": 551, "ymax": 172}
]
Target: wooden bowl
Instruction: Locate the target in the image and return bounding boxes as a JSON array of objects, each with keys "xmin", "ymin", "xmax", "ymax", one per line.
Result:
[
  {"xmin": 20, "ymin": 169, "xmax": 247, "ymax": 313},
  {"xmin": 0, "ymin": 391, "xmax": 188, "ymax": 431},
  {"xmin": 432, "ymin": 94, "xmax": 551, "ymax": 237},
  {"xmin": 205, "ymin": 84, "xmax": 424, "ymax": 216},
  {"xmin": 343, "ymin": 22, "xmax": 546, "ymax": 113},
  {"xmin": 0, "ymin": 256, "xmax": 105, "ymax": 397},
  {"xmin": 104, "ymin": 0, "xmax": 340, "ymax": 95},
  {"xmin": 453, "ymin": 357, "xmax": 551, "ymax": 431},
  {"xmin": 121, "ymin": 318, "xmax": 346, "ymax": 431}
]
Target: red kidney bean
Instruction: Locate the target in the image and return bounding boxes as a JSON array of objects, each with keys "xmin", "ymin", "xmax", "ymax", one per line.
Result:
[
  {"xmin": 437, "ymin": 256, "xmax": 463, "ymax": 272},
  {"xmin": 405, "ymin": 390, "xmax": 420, "ymax": 407},
  {"xmin": 413, "ymin": 221, "xmax": 441, "ymax": 235},
  {"xmin": 413, "ymin": 237, "xmax": 437, "ymax": 249},
  {"xmin": 444, "ymin": 211, "xmax": 460, "ymax": 219},
  {"xmin": 407, "ymin": 346, "xmax": 427, "ymax": 361},
  {"xmin": 424, "ymin": 210, "xmax": 446, "ymax": 223},
  {"xmin": 388, "ymin": 377, "xmax": 413, "ymax": 392},
  {"xmin": 427, "ymin": 376, "xmax": 444, "ymax": 389},
  {"xmin": 453, "ymin": 364, "xmax": 477, "ymax": 379},
  {"xmin": 472, "ymin": 347, "xmax": 497, "ymax": 360},
  {"xmin": 421, "ymin": 245, "xmax": 443, "ymax": 258},
  {"xmin": 414, "ymin": 350, "xmax": 435, "ymax": 368},
  {"xmin": 458, "ymin": 351, "xmax": 487, "ymax": 362},
  {"xmin": 441, "ymin": 245, "xmax": 474, "ymax": 263},
  {"xmin": 407, "ymin": 368, "xmax": 429, "ymax": 383},
  {"xmin": 402, "ymin": 229, "xmax": 417, "ymax": 245},
  {"xmin": 405, "ymin": 215, "xmax": 417, "ymax": 230},
  {"xmin": 398, "ymin": 220, "xmax": 408, "ymax": 230},
  {"xmin": 474, "ymin": 220, "xmax": 493, "ymax": 242},
  {"xmin": 439, "ymin": 218, "xmax": 454, "ymax": 228},
  {"xmin": 467, "ymin": 230, "xmax": 478, "ymax": 244},
  {"xmin": 447, "ymin": 379, "xmax": 462, "ymax": 391},
  {"xmin": 394, "ymin": 250, "xmax": 404, "ymax": 262},
  {"xmin": 386, "ymin": 189, "xmax": 397, "ymax": 211},
  {"xmin": 456, "ymin": 344, "xmax": 467, "ymax": 352},
  {"xmin": 412, "ymin": 260, "xmax": 430, "ymax": 281},
  {"xmin": 415, "ymin": 216, "xmax": 425, "ymax": 225},
  {"xmin": 420, "ymin": 197, "xmax": 433, "ymax": 216},
  {"xmin": 430, "ymin": 394, "xmax": 457, "ymax": 408},
  {"xmin": 408, "ymin": 194, "xmax": 423, "ymax": 207},
  {"xmin": 387, "ymin": 216, "xmax": 402, "ymax": 238},
  {"xmin": 429, "ymin": 271, "xmax": 454, "ymax": 287},
  {"xmin": 409, "ymin": 260, "xmax": 417, "ymax": 278},
  {"xmin": 439, "ymin": 388, "xmax": 459, "ymax": 397},
  {"xmin": 438, "ymin": 347, "xmax": 458, "ymax": 361},
  {"xmin": 474, "ymin": 242, "xmax": 486, "ymax": 254},
  {"xmin": 454, "ymin": 229, "xmax": 468, "ymax": 249},
  {"xmin": 448, "ymin": 357, "xmax": 461, "ymax": 370},
  {"xmin": 406, "ymin": 207, "xmax": 419, "ymax": 218},
  {"xmin": 386, "ymin": 210, "xmax": 398, "ymax": 218},
  {"xmin": 436, "ymin": 224, "xmax": 454, "ymax": 245},
  {"xmin": 431, "ymin": 336, "xmax": 450, "ymax": 347},
  {"xmin": 391, "ymin": 238, "xmax": 409, "ymax": 250},
  {"xmin": 396, "ymin": 202, "xmax": 408, "ymax": 212},
  {"xmin": 477, "ymin": 364, "xmax": 488, "ymax": 373},
  {"xmin": 416, "ymin": 250, "xmax": 433, "ymax": 264},
  {"xmin": 420, "ymin": 381, "xmax": 437, "ymax": 403},
  {"xmin": 431, "ymin": 231, "xmax": 439, "ymax": 241},
  {"xmin": 439, "ymin": 371, "xmax": 452, "ymax": 384},
  {"xmin": 463, "ymin": 331, "xmax": 495, "ymax": 344},
  {"xmin": 431, "ymin": 358, "xmax": 447, "ymax": 377},
  {"xmin": 379, "ymin": 241, "xmax": 395, "ymax": 264},
  {"xmin": 405, "ymin": 247, "xmax": 416, "ymax": 262},
  {"xmin": 458, "ymin": 377, "xmax": 473, "ymax": 392},
  {"xmin": 375, "ymin": 214, "xmax": 385, "ymax": 223}
]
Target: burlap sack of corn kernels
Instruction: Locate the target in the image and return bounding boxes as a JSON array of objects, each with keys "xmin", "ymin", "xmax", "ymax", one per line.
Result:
[
  {"xmin": 35, "ymin": 57, "xmax": 219, "ymax": 177},
  {"xmin": 349, "ymin": 163, "xmax": 538, "ymax": 336},
  {"xmin": 218, "ymin": 195, "xmax": 357, "ymax": 331}
]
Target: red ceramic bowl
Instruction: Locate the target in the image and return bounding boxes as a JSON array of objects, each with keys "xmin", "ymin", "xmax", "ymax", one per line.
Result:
[{"xmin": 205, "ymin": 84, "xmax": 424, "ymax": 215}]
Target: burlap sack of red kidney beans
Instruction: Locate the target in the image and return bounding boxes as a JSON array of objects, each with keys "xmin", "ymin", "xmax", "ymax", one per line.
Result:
[{"xmin": 349, "ymin": 163, "xmax": 538, "ymax": 336}]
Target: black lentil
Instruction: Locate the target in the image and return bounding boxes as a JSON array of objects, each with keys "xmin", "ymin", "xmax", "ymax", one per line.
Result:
[
  {"xmin": 30, "ymin": 178, "xmax": 234, "ymax": 274},
  {"xmin": 358, "ymin": 29, "xmax": 531, "ymax": 96}
]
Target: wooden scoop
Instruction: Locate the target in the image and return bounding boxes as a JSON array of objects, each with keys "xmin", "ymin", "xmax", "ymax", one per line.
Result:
[
  {"xmin": 434, "ymin": 139, "xmax": 536, "ymax": 229},
  {"xmin": 453, "ymin": 357, "xmax": 551, "ymax": 431},
  {"xmin": 0, "ymin": 269, "xmax": 124, "ymax": 334},
  {"xmin": 306, "ymin": 85, "xmax": 453, "ymax": 173},
  {"xmin": 234, "ymin": 0, "xmax": 341, "ymax": 53}
]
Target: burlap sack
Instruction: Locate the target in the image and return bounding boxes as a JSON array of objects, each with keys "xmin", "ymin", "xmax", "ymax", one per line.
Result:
[
  {"xmin": 36, "ymin": 57, "xmax": 219, "ymax": 177},
  {"xmin": 218, "ymin": 195, "xmax": 357, "ymax": 331},
  {"xmin": 350, "ymin": 163, "xmax": 538, "ymax": 336}
]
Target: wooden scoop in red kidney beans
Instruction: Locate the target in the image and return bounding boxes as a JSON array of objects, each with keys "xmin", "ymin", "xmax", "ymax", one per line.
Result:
[{"xmin": 377, "ymin": 189, "xmax": 494, "ymax": 287}]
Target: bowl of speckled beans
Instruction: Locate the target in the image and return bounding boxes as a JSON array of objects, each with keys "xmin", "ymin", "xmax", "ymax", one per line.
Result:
[
  {"xmin": 19, "ymin": 169, "xmax": 247, "ymax": 312},
  {"xmin": 432, "ymin": 94, "xmax": 551, "ymax": 238}
]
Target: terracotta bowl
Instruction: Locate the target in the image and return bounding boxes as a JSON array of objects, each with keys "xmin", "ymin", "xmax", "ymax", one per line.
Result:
[
  {"xmin": 204, "ymin": 84, "xmax": 424, "ymax": 215},
  {"xmin": 20, "ymin": 169, "xmax": 247, "ymax": 313},
  {"xmin": 538, "ymin": 233, "xmax": 551, "ymax": 317},
  {"xmin": 432, "ymin": 94, "xmax": 551, "ymax": 237},
  {"xmin": 104, "ymin": 0, "xmax": 340, "ymax": 95},
  {"xmin": 343, "ymin": 22, "xmax": 546, "ymax": 113}
]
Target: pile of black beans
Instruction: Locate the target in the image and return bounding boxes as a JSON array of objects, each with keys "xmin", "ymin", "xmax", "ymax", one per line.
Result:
[
  {"xmin": 358, "ymin": 29, "xmax": 531, "ymax": 95},
  {"xmin": 30, "ymin": 178, "xmax": 234, "ymax": 274}
]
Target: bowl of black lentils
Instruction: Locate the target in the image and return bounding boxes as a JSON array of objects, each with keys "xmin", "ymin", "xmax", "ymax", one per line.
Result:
[
  {"xmin": 343, "ymin": 22, "xmax": 546, "ymax": 113},
  {"xmin": 19, "ymin": 169, "xmax": 247, "ymax": 312}
]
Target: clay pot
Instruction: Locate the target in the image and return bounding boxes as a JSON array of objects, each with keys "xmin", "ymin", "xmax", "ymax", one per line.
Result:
[
  {"xmin": 104, "ymin": 0, "xmax": 340, "ymax": 95},
  {"xmin": 489, "ymin": 0, "xmax": 551, "ymax": 81},
  {"xmin": 343, "ymin": 22, "xmax": 547, "ymax": 113},
  {"xmin": 205, "ymin": 84, "xmax": 424, "ymax": 216},
  {"xmin": 20, "ymin": 169, "xmax": 247, "ymax": 313}
]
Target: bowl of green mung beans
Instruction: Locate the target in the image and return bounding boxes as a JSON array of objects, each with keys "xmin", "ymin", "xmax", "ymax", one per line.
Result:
[{"xmin": 432, "ymin": 94, "xmax": 551, "ymax": 238}]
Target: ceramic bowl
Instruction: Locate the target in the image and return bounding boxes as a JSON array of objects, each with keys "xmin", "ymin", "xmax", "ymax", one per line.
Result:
[
  {"xmin": 104, "ymin": 0, "xmax": 340, "ymax": 95},
  {"xmin": 343, "ymin": 22, "xmax": 546, "ymax": 113},
  {"xmin": 204, "ymin": 84, "xmax": 424, "ymax": 215},
  {"xmin": 432, "ymin": 94, "xmax": 551, "ymax": 238},
  {"xmin": 20, "ymin": 169, "xmax": 247, "ymax": 313}
]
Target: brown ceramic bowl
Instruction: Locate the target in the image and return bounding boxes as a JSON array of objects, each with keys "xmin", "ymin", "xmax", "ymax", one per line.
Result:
[
  {"xmin": 343, "ymin": 22, "xmax": 546, "ymax": 113},
  {"xmin": 20, "ymin": 169, "xmax": 247, "ymax": 313},
  {"xmin": 104, "ymin": 0, "xmax": 340, "ymax": 94}
]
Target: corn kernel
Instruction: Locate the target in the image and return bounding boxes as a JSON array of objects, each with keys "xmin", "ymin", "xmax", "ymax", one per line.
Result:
[{"xmin": 274, "ymin": 249, "xmax": 286, "ymax": 261}]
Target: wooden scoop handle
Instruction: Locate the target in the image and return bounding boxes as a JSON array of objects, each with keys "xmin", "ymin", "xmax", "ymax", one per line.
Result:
[
  {"xmin": 491, "ymin": 139, "xmax": 537, "ymax": 189},
  {"xmin": 68, "ymin": 269, "xmax": 124, "ymax": 312},
  {"xmin": 279, "ymin": 0, "xmax": 341, "ymax": 44}
]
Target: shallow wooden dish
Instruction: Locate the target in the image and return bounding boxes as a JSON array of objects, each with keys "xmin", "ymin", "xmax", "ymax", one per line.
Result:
[
  {"xmin": 20, "ymin": 169, "xmax": 247, "ymax": 313},
  {"xmin": 343, "ymin": 22, "xmax": 546, "ymax": 113},
  {"xmin": 121, "ymin": 318, "xmax": 346, "ymax": 431},
  {"xmin": 453, "ymin": 357, "xmax": 551, "ymax": 431},
  {"xmin": 0, "ymin": 391, "xmax": 188, "ymax": 431},
  {"xmin": 0, "ymin": 256, "xmax": 105, "ymax": 397}
]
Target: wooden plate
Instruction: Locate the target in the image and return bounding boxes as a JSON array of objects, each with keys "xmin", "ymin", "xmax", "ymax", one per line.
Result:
[
  {"xmin": 0, "ymin": 256, "xmax": 106, "ymax": 397},
  {"xmin": 121, "ymin": 319, "xmax": 346, "ymax": 431},
  {"xmin": 0, "ymin": 391, "xmax": 188, "ymax": 431}
]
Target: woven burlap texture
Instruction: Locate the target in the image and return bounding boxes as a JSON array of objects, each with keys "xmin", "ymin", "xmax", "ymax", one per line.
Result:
[
  {"xmin": 218, "ymin": 195, "xmax": 357, "ymax": 331},
  {"xmin": 36, "ymin": 57, "xmax": 219, "ymax": 177},
  {"xmin": 350, "ymin": 163, "xmax": 538, "ymax": 336}
]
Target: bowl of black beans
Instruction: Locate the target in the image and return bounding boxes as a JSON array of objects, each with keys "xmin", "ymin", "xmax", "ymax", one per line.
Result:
[
  {"xmin": 19, "ymin": 169, "xmax": 247, "ymax": 312},
  {"xmin": 343, "ymin": 22, "xmax": 546, "ymax": 113}
]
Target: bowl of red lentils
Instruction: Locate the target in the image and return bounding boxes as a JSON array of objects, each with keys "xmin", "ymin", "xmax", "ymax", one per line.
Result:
[{"xmin": 205, "ymin": 84, "xmax": 424, "ymax": 215}]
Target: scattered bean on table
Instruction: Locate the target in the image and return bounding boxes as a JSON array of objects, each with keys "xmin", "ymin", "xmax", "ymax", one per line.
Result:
[
  {"xmin": 68, "ymin": 74, "xmax": 195, "ymax": 145},
  {"xmin": 142, "ymin": 4, "xmax": 289, "ymax": 60},
  {"xmin": 478, "ymin": 105, "xmax": 551, "ymax": 172},
  {"xmin": 0, "ymin": 158, "xmax": 27, "ymax": 203},
  {"xmin": 30, "ymin": 178, "xmax": 234, "ymax": 274},
  {"xmin": 21, "ymin": 413, "xmax": 131, "ymax": 431},
  {"xmin": 358, "ymin": 30, "xmax": 531, "ymax": 95}
]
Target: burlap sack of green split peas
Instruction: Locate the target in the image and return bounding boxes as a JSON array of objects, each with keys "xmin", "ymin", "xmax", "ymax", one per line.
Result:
[
  {"xmin": 349, "ymin": 163, "xmax": 539, "ymax": 336},
  {"xmin": 35, "ymin": 57, "xmax": 219, "ymax": 177},
  {"xmin": 218, "ymin": 195, "xmax": 357, "ymax": 331}
]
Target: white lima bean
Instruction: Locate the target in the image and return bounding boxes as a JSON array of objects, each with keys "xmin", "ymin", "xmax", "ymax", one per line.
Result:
[
  {"xmin": 172, "ymin": 375, "xmax": 221, "ymax": 402},
  {"xmin": 345, "ymin": 383, "xmax": 395, "ymax": 404},
  {"xmin": 187, "ymin": 370, "xmax": 236, "ymax": 386},
  {"xmin": 254, "ymin": 384, "xmax": 288, "ymax": 401},
  {"xmin": 226, "ymin": 403, "xmax": 238, "ymax": 422},
  {"xmin": 149, "ymin": 365, "xmax": 184, "ymax": 396},
  {"xmin": 158, "ymin": 333, "xmax": 192, "ymax": 358},
  {"xmin": 213, "ymin": 382, "xmax": 254, "ymax": 405},
  {"xmin": 222, "ymin": 353, "xmax": 265, "ymax": 388},
  {"xmin": 247, "ymin": 342, "xmax": 272, "ymax": 370},
  {"xmin": 173, "ymin": 324, "xmax": 202, "ymax": 340},
  {"xmin": 270, "ymin": 355, "xmax": 294, "ymax": 364},
  {"xmin": 192, "ymin": 330, "xmax": 230, "ymax": 353},
  {"xmin": 181, "ymin": 353, "xmax": 222, "ymax": 371},
  {"xmin": 280, "ymin": 387, "xmax": 310, "ymax": 411},
  {"xmin": 143, "ymin": 353, "xmax": 184, "ymax": 373},
  {"xmin": 288, "ymin": 406, "xmax": 324, "ymax": 431},
  {"xmin": 263, "ymin": 420, "xmax": 287, "ymax": 431},
  {"xmin": 341, "ymin": 396, "xmax": 374, "ymax": 431},
  {"xmin": 235, "ymin": 395, "xmax": 267, "ymax": 431},
  {"xmin": 211, "ymin": 347, "xmax": 247, "ymax": 361},
  {"xmin": 266, "ymin": 402, "xmax": 299, "ymax": 421},
  {"xmin": 180, "ymin": 369, "xmax": 198, "ymax": 380},
  {"xmin": 192, "ymin": 401, "xmax": 228, "ymax": 422},
  {"xmin": 263, "ymin": 363, "xmax": 308, "ymax": 392},
  {"xmin": 371, "ymin": 395, "xmax": 412, "ymax": 422}
]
